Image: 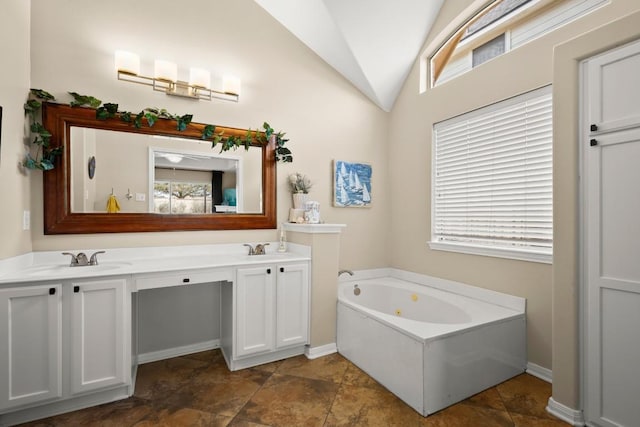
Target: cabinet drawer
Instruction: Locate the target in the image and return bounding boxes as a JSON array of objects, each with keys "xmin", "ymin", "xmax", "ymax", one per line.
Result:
[{"xmin": 134, "ymin": 268, "xmax": 232, "ymax": 291}]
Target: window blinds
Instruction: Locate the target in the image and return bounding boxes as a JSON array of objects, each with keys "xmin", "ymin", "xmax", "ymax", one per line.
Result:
[{"xmin": 432, "ymin": 86, "xmax": 552, "ymax": 256}]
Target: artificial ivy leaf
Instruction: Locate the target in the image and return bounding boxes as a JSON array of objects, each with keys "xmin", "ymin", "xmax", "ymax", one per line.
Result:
[
  {"xmin": 176, "ymin": 114, "xmax": 193, "ymax": 131},
  {"xmin": 133, "ymin": 111, "xmax": 144, "ymax": 129},
  {"xmin": 263, "ymin": 122, "xmax": 273, "ymax": 139},
  {"xmin": 23, "ymin": 155, "xmax": 37, "ymax": 170},
  {"xmin": 202, "ymin": 124, "xmax": 216, "ymax": 139},
  {"xmin": 30, "ymin": 89, "xmax": 55, "ymax": 101},
  {"xmin": 104, "ymin": 103, "xmax": 118, "ymax": 114},
  {"xmin": 68, "ymin": 92, "xmax": 102, "ymax": 108},
  {"xmin": 24, "ymin": 99, "xmax": 42, "ymax": 115},
  {"xmin": 39, "ymin": 159, "xmax": 54, "ymax": 171},
  {"xmin": 120, "ymin": 111, "xmax": 132, "ymax": 123},
  {"xmin": 96, "ymin": 107, "xmax": 110, "ymax": 120},
  {"xmin": 144, "ymin": 112, "xmax": 157, "ymax": 127}
]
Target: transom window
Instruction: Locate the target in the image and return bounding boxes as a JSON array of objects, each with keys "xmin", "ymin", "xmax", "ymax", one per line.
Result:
[
  {"xmin": 430, "ymin": 0, "xmax": 607, "ymax": 86},
  {"xmin": 430, "ymin": 86, "xmax": 553, "ymax": 263}
]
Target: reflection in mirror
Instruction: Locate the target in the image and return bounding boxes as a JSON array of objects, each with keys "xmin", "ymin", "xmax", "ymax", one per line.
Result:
[{"xmin": 69, "ymin": 128, "xmax": 263, "ymax": 214}]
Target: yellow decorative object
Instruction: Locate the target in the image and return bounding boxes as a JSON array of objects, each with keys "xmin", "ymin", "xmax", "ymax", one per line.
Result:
[
  {"xmin": 395, "ymin": 309, "xmax": 402, "ymax": 316},
  {"xmin": 411, "ymin": 294, "xmax": 418, "ymax": 302},
  {"xmin": 106, "ymin": 194, "xmax": 121, "ymax": 213}
]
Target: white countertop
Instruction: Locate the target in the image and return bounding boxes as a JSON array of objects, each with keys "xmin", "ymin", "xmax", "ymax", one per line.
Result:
[{"xmin": 0, "ymin": 243, "xmax": 310, "ymax": 285}]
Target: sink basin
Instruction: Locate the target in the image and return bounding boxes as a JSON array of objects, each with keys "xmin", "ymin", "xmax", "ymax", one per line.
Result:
[{"xmin": 23, "ymin": 262, "xmax": 133, "ymax": 277}]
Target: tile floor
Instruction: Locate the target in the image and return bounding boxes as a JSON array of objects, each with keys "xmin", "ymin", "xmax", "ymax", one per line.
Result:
[{"xmin": 21, "ymin": 350, "xmax": 568, "ymax": 426}]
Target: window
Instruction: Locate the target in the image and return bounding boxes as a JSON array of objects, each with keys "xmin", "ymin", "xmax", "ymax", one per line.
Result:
[
  {"xmin": 430, "ymin": 0, "xmax": 607, "ymax": 86},
  {"xmin": 430, "ymin": 86, "xmax": 552, "ymax": 263}
]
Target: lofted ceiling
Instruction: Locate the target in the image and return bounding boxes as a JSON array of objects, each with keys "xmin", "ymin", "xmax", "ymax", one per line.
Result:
[{"xmin": 254, "ymin": 0, "xmax": 445, "ymax": 112}]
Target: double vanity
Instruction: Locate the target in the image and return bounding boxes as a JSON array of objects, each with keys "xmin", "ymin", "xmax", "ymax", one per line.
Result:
[{"xmin": 0, "ymin": 243, "xmax": 311, "ymax": 426}]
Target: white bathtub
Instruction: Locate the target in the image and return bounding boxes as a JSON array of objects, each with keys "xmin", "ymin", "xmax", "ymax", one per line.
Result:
[{"xmin": 337, "ymin": 273, "xmax": 526, "ymax": 417}]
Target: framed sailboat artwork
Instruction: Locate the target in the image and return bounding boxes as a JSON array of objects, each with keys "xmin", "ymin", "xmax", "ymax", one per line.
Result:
[{"xmin": 333, "ymin": 160, "xmax": 372, "ymax": 207}]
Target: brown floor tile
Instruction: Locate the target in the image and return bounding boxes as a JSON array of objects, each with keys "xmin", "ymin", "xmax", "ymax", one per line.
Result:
[
  {"xmin": 179, "ymin": 349, "xmax": 226, "ymax": 365},
  {"xmin": 237, "ymin": 373, "xmax": 338, "ymax": 427},
  {"xmin": 227, "ymin": 419, "xmax": 273, "ymax": 427},
  {"xmin": 134, "ymin": 356, "xmax": 209, "ymax": 401},
  {"xmin": 496, "ymin": 374, "xmax": 556, "ymax": 420},
  {"xmin": 463, "ymin": 387, "xmax": 510, "ymax": 413},
  {"xmin": 420, "ymin": 402, "xmax": 514, "ymax": 427},
  {"xmin": 133, "ymin": 407, "xmax": 232, "ymax": 426},
  {"xmin": 325, "ymin": 383, "xmax": 424, "ymax": 427},
  {"xmin": 163, "ymin": 364, "xmax": 272, "ymax": 417},
  {"xmin": 21, "ymin": 396, "xmax": 153, "ymax": 427},
  {"xmin": 511, "ymin": 412, "xmax": 570, "ymax": 426},
  {"xmin": 341, "ymin": 362, "xmax": 386, "ymax": 391},
  {"xmin": 276, "ymin": 353, "xmax": 350, "ymax": 383}
]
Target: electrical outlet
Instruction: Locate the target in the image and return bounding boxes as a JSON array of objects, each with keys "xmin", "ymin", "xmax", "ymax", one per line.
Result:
[
  {"xmin": 23, "ymin": 210, "xmax": 30, "ymax": 230},
  {"xmin": 135, "ymin": 193, "xmax": 146, "ymax": 202}
]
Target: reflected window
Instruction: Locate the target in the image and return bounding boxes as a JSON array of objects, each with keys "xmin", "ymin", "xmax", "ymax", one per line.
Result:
[{"xmin": 154, "ymin": 171, "xmax": 213, "ymax": 214}]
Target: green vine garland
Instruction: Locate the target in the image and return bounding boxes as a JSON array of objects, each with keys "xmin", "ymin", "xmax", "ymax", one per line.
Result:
[{"xmin": 23, "ymin": 89, "xmax": 293, "ymax": 170}]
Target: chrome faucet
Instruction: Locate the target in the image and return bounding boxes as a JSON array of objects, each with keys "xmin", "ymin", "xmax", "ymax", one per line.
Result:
[
  {"xmin": 254, "ymin": 243, "xmax": 270, "ymax": 255},
  {"xmin": 243, "ymin": 243, "xmax": 270, "ymax": 256},
  {"xmin": 62, "ymin": 251, "xmax": 105, "ymax": 267},
  {"xmin": 338, "ymin": 269, "xmax": 354, "ymax": 277}
]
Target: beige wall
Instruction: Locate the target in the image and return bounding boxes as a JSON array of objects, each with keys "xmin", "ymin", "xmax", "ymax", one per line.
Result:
[
  {"xmin": 0, "ymin": 0, "xmax": 32, "ymax": 259},
  {"xmin": 26, "ymin": 0, "xmax": 389, "ymax": 270},
  {"xmin": 388, "ymin": 0, "xmax": 640, "ymax": 375},
  {"xmin": 552, "ymin": 9, "xmax": 640, "ymax": 409}
]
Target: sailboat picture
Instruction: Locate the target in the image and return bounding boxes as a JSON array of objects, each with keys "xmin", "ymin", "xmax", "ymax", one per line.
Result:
[{"xmin": 333, "ymin": 160, "xmax": 372, "ymax": 207}]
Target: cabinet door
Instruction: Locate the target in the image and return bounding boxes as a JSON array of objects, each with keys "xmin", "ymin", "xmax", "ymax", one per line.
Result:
[
  {"xmin": 276, "ymin": 263, "xmax": 309, "ymax": 348},
  {"xmin": 0, "ymin": 285, "xmax": 62, "ymax": 411},
  {"xmin": 236, "ymin": 266, "xmax": 275, "ymax": 357},
  {"xmin": 70, "ymin": 278, "xmax": 130, "ymax": 395}
]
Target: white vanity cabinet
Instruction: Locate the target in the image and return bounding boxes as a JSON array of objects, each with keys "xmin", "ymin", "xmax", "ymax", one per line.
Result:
[
  {"xmin": 0, "ymin": 277, "xmax": 131, "ymax": 415},
  {"xmin": 0, "ymin": 284, "xmax": 63, "ymax": 411},
  {"xmin": 222, "ymin": 262, "xmax": 310, "ymax": 370},
  {"xmin": 69, "ymin": 278, "xmax": 131, "ymax": 395}
]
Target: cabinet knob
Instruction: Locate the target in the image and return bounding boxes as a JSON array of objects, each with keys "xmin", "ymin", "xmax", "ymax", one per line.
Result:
[
  {"xmin": 182, "ymin": 278, "xmax": 190, "ymax": 283},
  {"xmin": 280, "ymin": 267, "xmax": 285, "ymax": 273},
  {"xmin": 267, "ymin": 268, "xmax": 271, "ymax": 274},
  {"xmin": 590, "ymin": 139, "xmax": 598, "ymax": 146},
  {"xmin": 73, "ymin": 285, "xmax": 80, "ymax": 293},
  {"xmin": 590, "ymin": 124, "xmax": 598, "ymax": 132},
  {"xmin": 49, "ymin": 287, "xmax": 56, "ymax": 295}
]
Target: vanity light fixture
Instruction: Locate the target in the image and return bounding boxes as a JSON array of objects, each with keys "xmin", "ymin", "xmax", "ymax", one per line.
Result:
[{"xmin": 114, "ymin": 50, "xmax": 240, "ymax": 102}]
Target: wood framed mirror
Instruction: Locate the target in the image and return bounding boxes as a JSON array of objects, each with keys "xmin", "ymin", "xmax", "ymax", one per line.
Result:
[{"xmin": 42, "ymin": 103, "xmax": 276, "ymax": 234}]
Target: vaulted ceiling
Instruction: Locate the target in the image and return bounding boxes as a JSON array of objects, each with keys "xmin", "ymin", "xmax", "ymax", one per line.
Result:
[{"xmin": 254, "ymin": 0, "xmax": 445, "ymax": 112}]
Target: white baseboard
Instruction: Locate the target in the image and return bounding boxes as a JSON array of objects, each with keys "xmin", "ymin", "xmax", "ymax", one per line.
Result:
[
  {"xmin": 546, "ymin": 397, "xmax": 585, "ymax": 426},
  {"xmin": 305, "ymin": 343, "xmax": 337, "ymax": 359},
  {"xmin": 138, "ymin": 339, "xmax": 220, "ymax": 364},
  {"xmin": 526, "ymin": 361, "xmax": 553, "ymax": 383}
]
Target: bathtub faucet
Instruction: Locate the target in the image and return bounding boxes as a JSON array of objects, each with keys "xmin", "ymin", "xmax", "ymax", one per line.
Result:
[{"xmin": 338, "ymin": 269, "xmax": 354, "ymax": 277}]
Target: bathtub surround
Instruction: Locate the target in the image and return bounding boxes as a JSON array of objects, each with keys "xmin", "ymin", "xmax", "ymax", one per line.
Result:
[{"xmin": 337, "ymin": 275, "xmax": 526, "ymax": 416}]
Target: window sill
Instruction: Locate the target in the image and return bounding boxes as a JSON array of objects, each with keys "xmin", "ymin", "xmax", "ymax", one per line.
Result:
[{"xmin": 428, "ymin": 241, "xmax": 552, "ymax": 264}]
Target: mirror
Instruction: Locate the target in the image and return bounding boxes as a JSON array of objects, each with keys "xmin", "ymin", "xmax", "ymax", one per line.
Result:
[{"xmin": 43, "ymin": 103, "xmax": 276, "ymax": 234}]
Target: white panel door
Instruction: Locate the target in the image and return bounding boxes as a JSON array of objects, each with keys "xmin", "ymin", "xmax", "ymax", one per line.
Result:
[
  {"xmin": 584, "ymin": 40, "xmax": 640, "ymax": 427},
  {"xmin": 276, "ymin": 263, "xmax": 309, "ymax": 348},
  {"xmin": 0, "ymin": 285, "xmax": 62, "ymax": 411},
  {"xmin": 235, "ymin": 266, "xmax": 274, "ymax": 357},
  {"xmin": 70, "ymin": 278, "xmax": 130, "ymax": 395},
  {"xmin": 588, "ymin": 40, "xmax": 640, "ymax": 133}
]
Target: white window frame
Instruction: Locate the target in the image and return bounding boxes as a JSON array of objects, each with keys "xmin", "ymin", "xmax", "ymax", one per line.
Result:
[
  {"xmin": 428, "ymin": 0, "xmax": 608, "ymax": 88},
  {"xmin": 429, "ymin": 85, "xmax": 553, "ymax": 263}
]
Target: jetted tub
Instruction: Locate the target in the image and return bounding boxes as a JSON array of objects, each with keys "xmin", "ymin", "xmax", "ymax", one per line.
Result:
[{"xmin": 337, "ymin": 274, "xmax": 526, "ymax": 416}]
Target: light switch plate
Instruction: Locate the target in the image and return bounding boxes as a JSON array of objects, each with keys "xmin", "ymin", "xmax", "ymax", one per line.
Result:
[{"xmin": 23, "ymin": 210, "xmax": 30, "ymax": 230}]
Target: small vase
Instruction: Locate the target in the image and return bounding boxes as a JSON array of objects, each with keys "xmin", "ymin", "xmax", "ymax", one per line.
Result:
[{"xmin": 292, "ymin": 192, "xmax": 309, "ymax": 209}]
